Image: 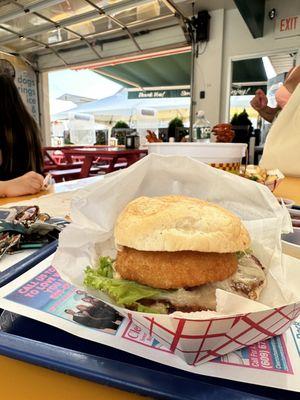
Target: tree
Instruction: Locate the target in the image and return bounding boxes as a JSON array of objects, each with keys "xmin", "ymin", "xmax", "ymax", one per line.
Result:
[
  {"xmin": 168, "ymin": 117, "xmax": 184, "ymax": 138},
  {"xmin": 113, "ymin": 121, "xmax": 130, "ymax": 129}
]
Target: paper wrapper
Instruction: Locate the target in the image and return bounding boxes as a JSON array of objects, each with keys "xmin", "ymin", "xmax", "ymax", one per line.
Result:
[
  {"xmin": 53, "ymin": 154, "xmax": 300, "ymax": 365},
  {"xmin": 240, "ymin": 166, "xmax": 284, "ymax": 193}
]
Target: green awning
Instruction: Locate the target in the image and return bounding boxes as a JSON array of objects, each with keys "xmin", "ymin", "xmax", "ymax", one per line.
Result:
[
  {"xmin": 95, "ymin": 52, "xmax": 191, "ymax": 88},
  {"xmin": 232, "ymin": 58, "xmax": 267, "ymax": 83}
]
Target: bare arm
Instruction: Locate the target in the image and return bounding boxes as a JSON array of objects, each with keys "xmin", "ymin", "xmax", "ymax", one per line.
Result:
[
  {"xmin": 285, "ymin": 66, "xmax": 300, "ymax": 94},
  {"xmin": 250, "ymin": 89, "xmax": 280, "ymax": 123},
  {"xmin": 255, "ymin": 105, "xmax": 280, "ymax": 123},
  {"xmin": 0, "ymin": 172, "xmax": 44, "ymax": 197}
]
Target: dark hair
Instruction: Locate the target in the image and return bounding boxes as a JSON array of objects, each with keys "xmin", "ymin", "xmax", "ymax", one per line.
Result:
[{"xmin": 0, "ymin": 74, "xmax": 43, "ymax": 179}]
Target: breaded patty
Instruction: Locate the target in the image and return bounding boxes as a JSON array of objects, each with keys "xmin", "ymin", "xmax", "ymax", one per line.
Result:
[{"xmin": 115, "ymin": 247, "xmax": 238, "ymax": 289}]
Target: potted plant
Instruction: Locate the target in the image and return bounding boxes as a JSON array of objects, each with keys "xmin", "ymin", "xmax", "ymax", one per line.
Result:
[
  {"xmin": 167, "ymin": 117, "xmax": 187, "ymax": 142},
  {"xmin": 112, "ymin": 121, "xmax": 131, "ymax": 145},
  {"xmin": 94, "ymin": 130, "xmax": 108, "ymax": 145},
  {"xmin": 230, "ymin": 110, "xmax": 253, "ymax": 144},
  {"xmin": 112, "ymin": 121, "xmax": 130, "ymax": 145}
]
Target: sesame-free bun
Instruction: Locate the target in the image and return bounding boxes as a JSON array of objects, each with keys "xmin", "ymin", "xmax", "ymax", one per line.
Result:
[{"xmin": 115, "ymin": 195, "xmax": 250, "ymax": 253}]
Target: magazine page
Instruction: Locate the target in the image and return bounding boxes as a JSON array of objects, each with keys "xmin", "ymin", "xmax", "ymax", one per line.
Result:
[{"xmin": 0, "ymin": 256, "xmax": 299, "ymax": 392}]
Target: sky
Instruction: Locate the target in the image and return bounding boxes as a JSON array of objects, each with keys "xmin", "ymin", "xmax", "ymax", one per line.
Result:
[{"xmin": 48, "ymin": 69, "xmax": 122, "ymax": 115}]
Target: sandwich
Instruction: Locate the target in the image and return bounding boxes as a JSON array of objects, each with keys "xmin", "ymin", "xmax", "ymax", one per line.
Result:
[{"xmin": 84, "ymin": 195, "xmax": 266, "ymax": 314}]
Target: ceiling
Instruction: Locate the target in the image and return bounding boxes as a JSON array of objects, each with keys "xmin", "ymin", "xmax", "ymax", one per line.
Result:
[
  {"xmin": 0, "ymin": 0, "xmax": 189, "ymax": 71},
  {"xmin": 232, "ymin": 52, "xmax": 296, "ymax": 85},
  {"xmin": 0, "ymin": 0, "xmax": 236, "ymax": 72},
  {"xmin": 269, "ymin": 53, "xmax": 295, "ymax": 75}
]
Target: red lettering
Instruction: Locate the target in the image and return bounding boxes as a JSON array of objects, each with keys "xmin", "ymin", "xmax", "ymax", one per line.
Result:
[
  {"xmin": 282, "ymin": 16, "xmax": 299, "ymax": 31},
  {"xmin": 47, "ymin": 282, "xmax": 61, "ymax": 292},
  {"xmin": 127, "ymin": 328, "xmax": 140, "ymax": 339},
  {"xmin": 62, "ymin": 283, "xmax": 71, "ymax": 290},
  {"xmin": 36, "ymin": 274, "xmax": 48, "ymax": 282},
  {"xmin": 24, "ymin": 289, "xmax": 39, "ymax": 298},
  {"xmin": 258, "ymin": 341, "xmax": 267, "ymax": 350},
  {"xmin": 250, "ymin": 358, "xmax": 259, "ymax": 367},
  {"xmin": 294, "ymin": 16, "xmax": 298, "ymax": 29},
  {"xmin": 38, "ymin": 281, "xmax": 51, "ymax": 289},
  {"xmin": 18, "ymin": 287, "xmax": 31, "ymax": 295},
  {"xmin": 50, "ymin": 289, "xmax": 63, "ymax": 299},
  {"xmin": 18, "ymin": 281, "xmax": 38, "ymax": 294}
]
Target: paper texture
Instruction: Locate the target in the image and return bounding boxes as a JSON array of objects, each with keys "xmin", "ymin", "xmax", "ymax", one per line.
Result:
[
  {"xmin": 0, "ymin": 177, "xmax": 104, "ymax": 273},
  {"xmin": 2, "ymin": 176, "xmax": 104, "ymax": 218},
  {"xmin": 0, "ymin": 256, "xmax": 299, "ymax": 392},
  {"xmin": 260, "ymin": 84, "xmax": 300, "ymax": 176},
  {"xmin": 51, "ymin": 154, "xmax": 299, "ymax": 364}
]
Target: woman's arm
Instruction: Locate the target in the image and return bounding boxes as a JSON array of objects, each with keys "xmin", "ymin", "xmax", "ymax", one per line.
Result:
[{"xmin": 0, "ymin": 171, "xmax": 44, "ymax": 197}]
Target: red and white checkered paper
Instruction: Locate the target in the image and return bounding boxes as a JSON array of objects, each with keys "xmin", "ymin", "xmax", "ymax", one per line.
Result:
[{"xmin": 115, "ymin": 303, "xmax": 300, "ymax": 365}]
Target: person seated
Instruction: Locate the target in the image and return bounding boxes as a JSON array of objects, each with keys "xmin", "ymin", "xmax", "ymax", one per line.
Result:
[
  {"xmin": 250, "ymin": 65, "xmax": 300, "ymax": 122},
  {"xmin": 0, "ymin": 73, "xmax": 44, "ymax": 197},
  {"xmin": 0, "ymin": 171, "xmax": 44, "ymax": 197}
]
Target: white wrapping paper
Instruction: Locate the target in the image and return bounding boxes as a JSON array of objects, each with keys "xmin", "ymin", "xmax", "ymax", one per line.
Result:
[{"xmin": 53, "ymin": 154, "xmax": 300, "ymax": 364}]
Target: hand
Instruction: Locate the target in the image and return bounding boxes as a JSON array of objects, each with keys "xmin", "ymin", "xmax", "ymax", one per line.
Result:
[
  {"xmin": 250, "ymin": 89, "xmax": 268, "ymax": 111},
  {"xmin": 1, "ymin": 171, "xmax": 44, "ymax": 197}
]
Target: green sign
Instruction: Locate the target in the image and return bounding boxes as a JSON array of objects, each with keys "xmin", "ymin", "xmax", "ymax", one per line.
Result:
[{"xmin": 128, "ymin": 89, "xmax": 190, "ymax": 99}]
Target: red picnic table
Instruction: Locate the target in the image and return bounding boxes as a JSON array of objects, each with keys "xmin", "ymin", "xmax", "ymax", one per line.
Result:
[
  {"xmin": 62, "ymin": 147, "xmax": 148, "ymax": 178},
  {"xmin": 42, "ymin": 146, "xmax": 86, "ymax": 172}
]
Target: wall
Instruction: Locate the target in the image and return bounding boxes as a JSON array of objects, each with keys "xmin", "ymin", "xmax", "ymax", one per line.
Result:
[
  {"xmin": 220, "ymin": 1, "xmax": 300, "ymax": 121},
  {"xmin": 38, "ymin": 72, "xmax": 51, "ymax": 146},
  {"xmin": 193, "ymin": 9, "xmax": 224, "ymax": 127},
  {"xmin": 192, "ymin": 1, "xmax": 300, "ymax": 125},
  {"xmin": 264, "ymin": 0, "xmax": 300, "ymax": 39}
]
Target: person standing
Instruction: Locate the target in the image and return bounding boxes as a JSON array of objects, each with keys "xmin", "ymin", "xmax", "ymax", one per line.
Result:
[{"xmin": 250, "ymin": 65, "xmax": 300, "ymax": 122}]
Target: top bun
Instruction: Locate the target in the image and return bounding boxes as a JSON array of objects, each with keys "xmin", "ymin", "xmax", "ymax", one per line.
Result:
[{"xmin": 115, "ymin": 195, "xmax": 250, "ymax": 253}]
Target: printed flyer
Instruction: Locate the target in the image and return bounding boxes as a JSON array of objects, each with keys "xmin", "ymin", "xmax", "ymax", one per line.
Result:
[
  {"xmin": 0, "ymin": 51, "xmax": 39, "ymax": 120},
  {"xmin": 0, "ymin": 256, "xmax": 299, "ymax": 393}
]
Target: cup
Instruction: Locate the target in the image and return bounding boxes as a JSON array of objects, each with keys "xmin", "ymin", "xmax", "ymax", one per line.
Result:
[{"xmin": 109, "ymin": 138, "xmax": 118, "ymax": 147}]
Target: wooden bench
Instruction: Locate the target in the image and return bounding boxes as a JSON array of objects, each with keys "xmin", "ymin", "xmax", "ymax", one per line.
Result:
[
  {"xmin": 50, "ymin": 167, "xmax": 102, "ymax": 182},
  {"xmin": 44, "ymin": 162, "xmax": 83, "ymax": 173},
  {"xmin": 94, "ymin": 161, "xmax": 128, "ymax": 173}
]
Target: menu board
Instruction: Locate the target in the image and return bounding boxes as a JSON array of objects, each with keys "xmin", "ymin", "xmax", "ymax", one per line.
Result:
[{"xmin": 0, "ymin": 52, "xmax": 39, "ymax": 121}]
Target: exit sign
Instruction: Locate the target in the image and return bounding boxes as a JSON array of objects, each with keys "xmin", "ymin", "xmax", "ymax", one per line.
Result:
[{"xmin": 275, "ymin": 15, "xmax": 300, "ymax": 38}]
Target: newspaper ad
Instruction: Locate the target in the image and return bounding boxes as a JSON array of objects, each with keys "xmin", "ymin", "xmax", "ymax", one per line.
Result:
[{"xmin": 0, "ymin": 255, "xmax": 299, "ymax": 392}]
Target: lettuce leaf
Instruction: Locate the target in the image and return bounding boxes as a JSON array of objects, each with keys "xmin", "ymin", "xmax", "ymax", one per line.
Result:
[
  {"xmin": 97, "ymin": 256, "xmax": 114, "ymax": 278},
  {"xmin": 236, "ymin": 248, "xmax": 253, "ymax": 260},
  {"xmin": 84, "ymin": 257, "xmax": 167, "ymax": 313}
]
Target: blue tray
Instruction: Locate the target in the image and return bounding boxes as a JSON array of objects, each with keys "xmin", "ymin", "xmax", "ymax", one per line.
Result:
[
  {"xmin": 0, "ymin": 311, "xmax": 290, "ymax": 400},
  {"xmin": 0, "ymin": 248, "xmax": 298, "ymax": 400},
  {"xmin": 0, "ymin": 240, "xmax": 57, "ymax": 287}
]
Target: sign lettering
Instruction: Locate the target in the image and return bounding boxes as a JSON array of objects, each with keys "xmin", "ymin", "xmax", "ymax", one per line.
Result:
[
  {"xmin": 275, "ymin": 14, "xmax": 300, "ymax": 39},
  {"xmin": 128, "ymin": 89, "xmax": 190, "ymax": 99}
]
